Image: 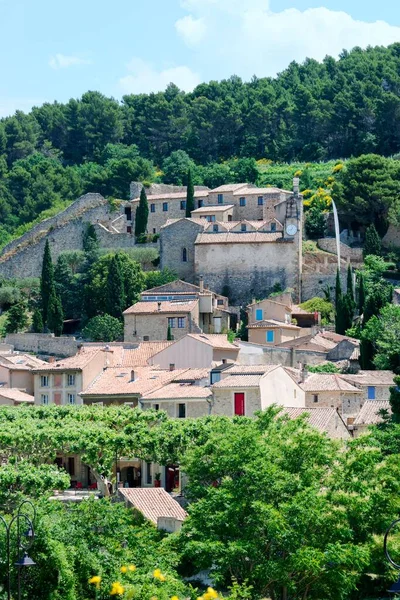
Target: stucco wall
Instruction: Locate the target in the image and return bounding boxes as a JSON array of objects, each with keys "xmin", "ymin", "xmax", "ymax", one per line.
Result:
[
  {"xmin": 9, "ymin": 370, "xmax": 34, "ymax": 394},
  {"xmin": 261, "ymin": 368, "xmax": 305, "ymax": 409},
  {"xmin": 237, "ymin": 342, "xmax": 327, "ymax": 367},
  {"xmin": 148, "ymin": 336, "xmax": 213, "ymax": 369}
]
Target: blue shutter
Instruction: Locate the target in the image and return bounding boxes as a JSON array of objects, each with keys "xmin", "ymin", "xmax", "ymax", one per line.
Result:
[
  {"xmin": 367, "ymin": 386, "xmax": 376, "ymax": 400},
  {"xmin": 266, "ymin": 331, "xmax": 274, "ymax": 343},
  {"xmin": 256, "ymin": 309, "xmax": 263, "ymax": 321}
]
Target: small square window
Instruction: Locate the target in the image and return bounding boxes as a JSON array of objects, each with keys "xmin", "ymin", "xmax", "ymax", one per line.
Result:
[
  {"xmin": 67, "ymin": 374, "xmax": 75, "ymax": 386},
  {"xmin": 143, "ymin": 336, "xmax": 149, "ymax": 341},
  {"xmin": 258, "ymin": 196, "xmax": 264, "ymax": 205},
  {"xmin": 217, "ymin": 194, "xmax": 223, "ymax": 204},
  {"xmin": 266, "ymin": 330, "xmax": 274, "ymax": 343},
  {"xmin": 168, "ymin": 318, "xmax": 176, "ymax": 328},
  {"xmin": 217, "ymin": 299, "xmax": 224, "ymax": 305},
  {"xmin": 153, "ymin": 403, "xmax": 160, "ymax": 411},
  {"xmin": 41, "ymin": 394, "xmax": 49, "ymax": 405},
  {"xmin": 178, "ymin": 403, "xmax": 186, "ymax": 418},
  {"xmin": 178, "ymin": 317, "xmax": 185, "ymax": 328},
  {"xmin": 153, "ymin": 228, "xmax": 156, "ymax": 234},
  {"xmin": 198, "ymin": 199, "xmax": 204, "ymax": 208},
  {"xmin": 239, "ymin": 197, "xmax": 246, "ymax": 207},
  {"xmin": 150, "ymin": 203, "xmax": 155, "ymax": 213},
  {"xmin": 256, "ymin": 308, "xmax": 263, "ymax": 321},
  {"xmin": 241, "ymin": 224, "xmax": 246, "ymax": 232},
  {"xmin": 163, "ymin": 202, "xmax": 168, "ymax": 212},
  {"xmin": 313, "ymin": 394, "xmax": 319, "ymax": 403},
  {"xmin": 180, "ymin": 200, "xmax": 186, "ymax": 210},
  {"xmin": 213, "ymin": 224, "xmax": 218, "ymax": 232},
  {"xmin": 68, "ymin": 393, "xmax": 76, "ymax": 405},
  {"xmin": 271, "ymin": 222, "xmax": 276, "ymax": 232},
  {"xmin": 368, "ymin": 386, "xmax": 376, "ymax": 400}
]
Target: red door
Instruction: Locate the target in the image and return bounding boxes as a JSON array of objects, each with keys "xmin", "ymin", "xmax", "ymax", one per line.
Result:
[{"xmin": 234, "ymin": 393, "xmax": 245, "ymax": 416}]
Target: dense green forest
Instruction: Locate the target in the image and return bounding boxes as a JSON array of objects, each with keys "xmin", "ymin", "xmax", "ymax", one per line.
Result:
[{"xmin": 2, "ymin": 44, "xmax": 400, "ymax": 245}]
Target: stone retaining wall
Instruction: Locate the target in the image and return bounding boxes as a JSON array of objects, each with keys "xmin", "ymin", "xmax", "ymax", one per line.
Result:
[
  {"xmin": 317, "ymin": 238, "xmax": 363, "ymax": 262},
  {"xmin": 6, "ymin": 333, "xmax": 80, "ymax": 357}
]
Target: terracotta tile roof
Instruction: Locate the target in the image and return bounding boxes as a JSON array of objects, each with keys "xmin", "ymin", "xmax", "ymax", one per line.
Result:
[
  {"xmin": 0, "ymin": 354, "xmax": 47, "ymax": 370},
  {"xmin": 213, "ymin": 374, "xmax": 263, "ymax": 388},
  {"xmin": 187, "ymin": 334, "xmax": 239, "ymax": 350},
  {"xmin": 119, "ymin": 488, "xmax": 187, "ymax": 524},
  {"xmin": 121, "ymin": 343, "xmax": 174, "ymax": 367},
  {"xmin": 283, "ymin": 407, "xmax": 346, "ymax": 432},
  {"xmin": 81, "ymin": 367, "xmax": 188, "ymax": 398},
  {"xmin": 225, "ymin": 364, "xmax": 278, "ymax": 375},
  {"xmin": 248, "ymin": 319, "xmax": 300, "ymax": 330},
  {"xmin": 0, "ymin": 388, "xmax": 34, "ymax": 403},
  {"xmin": 195, "ymin": 232, "xmax": 283, "ymax": 244},
  {"xmin": 319, "ymin": 331, "xmax": 358, "ymax": 344},
  {"xmin": 310, "ymin": 334, "xmax": 338, "ymax": 350},
  {"xmin": 191, "ymin": 205, "xmax": 234, "ymax": 214},
  {"xmin": 142, "ymin": 382, "xmax": 212, "ymax": 400},
  {"xmin": 172, "ymin": 368, "xmax": 211, "ymax": 381},
  {"xmin": 341, "ymin": 370, "xmax": 394, "ymax": 386},
  {"xmin": 33, "ymin": 348, "xmax": 102, "ymax": 372},
  {"xmin": 133, "ymin": 191, "xmax": 207, "ymax": 201},
  {"xmin": 354, "ymin": 400, "xmax": 391, "ymax": 426},
  {"xmin": 210, "ymin": 183, "xmax": 248, "ymax": 193},
  {"xmin": 233, "ymin": 187, "xmax": 291, "ymax": 195},
  {"xmin": 301, "ymin": 374, "xmax": 361, "ymax": 393},
  {"xmin": 142, "ymin": 280, "xmax": 201, "ymax": 295},
  {"xmin": 123, "ymin": 300, "xmax": 198, "ymax": 315},
  {"xmin": 161, "ymin": 218, "xmax": 207, "ymax": 229},
  {"xmin": 291, "ymin": 304, "xmax": 313, "ymax": 315},
  {"xmin": 247, "ymin": 298, "xmax": 291, "ymax": 310}
]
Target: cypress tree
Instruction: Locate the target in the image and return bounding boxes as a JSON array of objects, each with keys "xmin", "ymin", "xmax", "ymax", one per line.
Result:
[
  {"xmin": 106, "ymin": 255, "xmax": 126, "ymax": 319},
  {"xmin": 55, "ymin": 254, "xmax": 75, "ymax": 319},
  {"xmin": 389, "ymin": 375, "xmax": 400, "ymax": 423},
  {"xmin": 358, "ymin": 272, "xmax": 366, "ymax": 315},
  {"xmin": 335, "ymin": 268, "xmax": 344, "ymax": 334},
  {"xmin": 31, "ymin": 308, "xmax": 43, "ymax": 333},
  {"xmin": 40, "ymin": 240, "xmax": 55, "ymax": 325},
  {"xmin": 185, "ymin": 169, "xmax": 195, "ymax": 217},
  {"xmin": 47, "ymin": 288, "xmax": 64, "ymax": 337},
  {"xmin": 347, "ymin": 264, "xmax": 354, "ymax": 302},
  {"xmin": 83, "ymin": 223, "xmax": 99, "ymax": 252},
  {"xmin": 135, "ymin": 187, "xmax": 149, "ymax": 237},
  {"xmin": 167, "ymin": 325, "xmax": 173, "ymax": 341},
  {"xmin": 363, "ymin": 224, "xmax": 382, "ymax": 258}
]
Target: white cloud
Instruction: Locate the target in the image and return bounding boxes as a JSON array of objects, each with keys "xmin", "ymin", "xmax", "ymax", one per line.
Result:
[
  {"xmin": 176, "ymin": 1, "xmax": 400, "ymax": 78},
  {"xmin": 175, "ymin": 15, "xmax": 207, "ymax": 46},
  {"xmin": 119, "ymin": 58, "xmax": 201, "ymax": 94},
  {"xmin": 49, "ymin": 54, "xmax": 91, "ymax": 70}
]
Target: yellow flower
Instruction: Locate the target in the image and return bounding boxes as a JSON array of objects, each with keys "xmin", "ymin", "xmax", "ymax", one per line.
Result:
[
  {"xmin": 171, "ymin": 596, "xmax": 180, "ymax": 600},
  {"xmin": 120, "ymin": 566, "xmax": 128, "ymax": 573},
  {"xmin": 89, "ymin": 575, "xmax": 101, "ymax": 589},
  {"xmin": 206, "ymin": 588, "xmax": 219, "ymax": 599},
  {"xmin": 128, "ymin": 564, "xmax": 136, "ymax": 572},
  {"xmin": 153, "ymin": 568, "xmax": 166, "ymax": 582},
  {"xmin": 110, "ymin": 581, "xmax": 125, "ymax": 595}
]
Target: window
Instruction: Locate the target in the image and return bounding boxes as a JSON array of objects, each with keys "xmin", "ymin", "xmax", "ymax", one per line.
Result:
[
  {"xmin": 153, "ymin": 228, "xmax": 156, "ymax": 234},
  {"xmin": 198, "ymin": 199, "xmax": 204, "ymax": 208},
  {"xmin": 210, "ymin": 371, "xmax": 221, "ymax": 384},
  {"xmin": 217, "ymin": 299, "xmax": 224, "ymax": 305},
  {"xmin": 40, "ymin": 375, "xmax": 49, "ymax": 387},
  {"xmin": 217, "ymin": 193, "xmax": 223, "ymax": 204},
  {"xmin": 213, "ymin": 224, "xmax": 218, "ymax": 232},
  {"xmin": 146, "ymin": 462, "xmax": 152, "ymax": 484},
  {"xmin": 258, "ymin": 196, "xmax": 264, "ymax": 205},
  {"xmin": 162, "ymin": 202, "xmax": 168, "ymax": 212},
  {"xmin": 168, "ymin": 318, "xmax": 176, "ymax": 328},
  {"xmin": 180, "ymin": 200, "xmax": 186, "ymax": 210},
  {"xmin": 178, "ymin": 317, "xmax": 185, "ymax": 328},
  {"xmin": 67, "ymin": 374, "xmax": 76, "ymax": 386},
  {"xmin": 150, "ymin": 203, "xmax": 155, "ymax": 213},
  {"xmin": 153, "ymin": 403, "xmax": 160, "ymax": 411},
  {"xmin": 266, "ymin": 330, "xmax": 275, "ymax": 343},
  {"xmin": 241, "ymin": 224, "xmax": 246, "ymax": 232},
  {"xmin": 41, "ymin": 394, "xmax": 49, "ymax": 405},
  {"xmin": 67, "ymin": 394, "xmax": 76, "ymax": 405},
  {"xmin": 239, "ymin": 197, "xmax": 246, "ymax": 207},
  {"xmin": 271, "ymin": 222, "xmax": 276, "ymax": 232},
  {"xmin": 178, "ymin": 403, "xmax": 186, "ymax": 418},
  {"xmin": 143, "ymin": 336, "xmax": 149, "ymax": 341},
  {"xmin": 68, "ymin": 457, "xmax": 75, "ymax": 476},
  {"xmin": 368, "ymin": 386, "xmax": 376, "ymax": 400},
  {"xmin": 127, "ymin": 226, "xmax": 132, "ymax": 233},
  {"xmin": 182, "ymin": 248, "xmax": 187, "ymax": 262},
  {"xmin": 256, "ymin": 308, "xmax": 263, "ymax": 321},
  {"xmin": 206, "ymin": 215, "xmax": 216, "ymax": 222},
  {"xmin": 313, "ymin": 394, "xmax": 319, "ymax": 403}
]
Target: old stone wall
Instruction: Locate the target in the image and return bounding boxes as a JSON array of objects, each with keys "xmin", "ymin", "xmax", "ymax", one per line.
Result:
[
  {"xmin": 124, "ymin": 308, "xmax": 199, "ymax": 343},
  {"xmin": 237, "ymin": 341, "xmax": 327, "ymax": 367},
  {"xmin": 6, "ymin": 333, "xmax": 79, "ymax": 357},
  {"xmin": 143, "ymin": 400, "xmax": 208, "ymax": 419},
  {"xmin": 194, "ymin": 239, "xmax": 299, "ymax": 304},
  {"xmin": 301, "ymin": 251, "xmax": 348, "ymax": 301},
  {"xmin": 160, "ymin": 219, "xmax": 205, "ymax": 283},
  {"xmin": 305, "ymin": 390, "xmax": 362, "ymax": 417},
  {"xmin": 317, "ymin": 238, "xmax": 363, "ymax": 262},
  {"xmin": 212, "ymin": 387, "xmax": 261, "ymax": 417}
]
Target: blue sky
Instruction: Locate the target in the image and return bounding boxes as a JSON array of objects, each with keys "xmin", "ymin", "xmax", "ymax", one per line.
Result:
[{"xmin": 1, "ymin": 0, "xmax": 400, "ymax": 117}]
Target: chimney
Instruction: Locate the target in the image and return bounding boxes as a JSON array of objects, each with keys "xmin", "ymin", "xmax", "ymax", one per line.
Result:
[
  {"xmin": 130, "ymin": 370, "xmax": 135, "ymax": 382},
  {"xmin": 157, "ymin": 302, "xmax": 161, "ymax": 312},
  {"xmin": 77, "ymin": 343, "xmax": 83, "ymax": 354},
  {"xmin": 252, "ymin": 298, "xmax": 256, "ymax": 305},
  {"xmin": 301, "ymin": 365, "xmax": 308, "ymax": 383},
  {"xmin": 169, "ymin": 363, "xmax": 175, "ymax": 371},
  {"xmin": 293, "ymin": 177, "xmax": 300, "ymax": 197},
  {"xmin": 199, "ymin": 276, "xmax": 204, "ymax": 293},
  {"xmin": 48, "ymin": 356, "xmax": 56, "ymax": 364}
]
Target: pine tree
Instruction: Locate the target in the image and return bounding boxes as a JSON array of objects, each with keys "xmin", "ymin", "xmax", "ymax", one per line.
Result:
[
  {"xmin": 4, "ymin": 302, "xmax": 28, "ymax": 334},
  {"xmin": 363, "ymin": 224, "xmax": 382, "ymax": 258},
  {"xmin": 106, "ymin": 255, "xmax": 126, "ymax": 319},
  {"xmin": 31, "ymin": 308, "xmax": 43, "ymax": 333},
  {"xmin": 185, "ymin": 169, "xmax": 195, "ymax": 217},
  {"xmin": 40, "ymin": 240, "xmax": 55, "ymax": 325},
  {"xmin": 83, "ymin": 223, "xmax": 99, "ymax": 253},
  {"xmin": 135, "ymin": 187, "xmax": 149, "ymax": 237},
  {"xmin": 358, "ymin": 272, "xmax": 366, "ymax": 315},
  {"xmin": 47, "ymin": 288, "xmax": 64, "ymax": 337}
]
